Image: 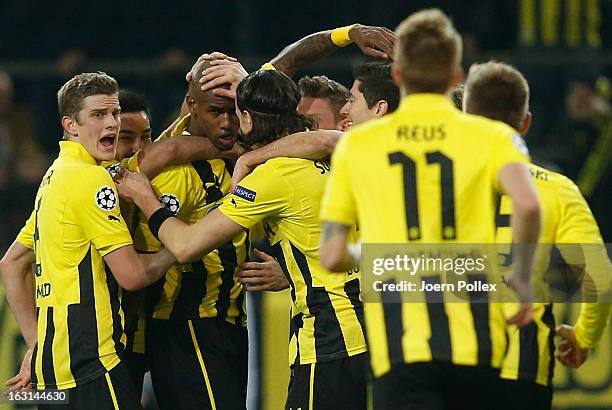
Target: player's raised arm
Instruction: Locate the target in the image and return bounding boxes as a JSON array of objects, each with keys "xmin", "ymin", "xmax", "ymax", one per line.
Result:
[
  {"xmin": 195, "ymin": 24, "xmax": 396, "ymax": 95},
  {"xmin": 270, "ymin": 24, "xmax": 396, "ymax": 76}
]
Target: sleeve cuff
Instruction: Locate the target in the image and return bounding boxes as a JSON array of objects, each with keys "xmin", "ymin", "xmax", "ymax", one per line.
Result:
[
  {"xmin": 217, "ymin": 207, "xmax": 256, "ymax": 231},
  {"xmin": 97, "ymin": 239, "xmax": 134, "ymax": 257},
  {"xmin": 321, "ymin": 207, "xmax": 356, "ymax": 227}
]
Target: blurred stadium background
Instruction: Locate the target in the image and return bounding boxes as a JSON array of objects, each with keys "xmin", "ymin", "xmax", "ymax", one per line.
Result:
[{"xmin": 0, "ymin": 0, "xmax": 610, "ymax": 409}]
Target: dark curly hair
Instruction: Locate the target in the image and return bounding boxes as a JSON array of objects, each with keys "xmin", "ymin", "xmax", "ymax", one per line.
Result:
[{"xmin": 236, "ymin": 70, "xmax": 316, "ymax": 149}]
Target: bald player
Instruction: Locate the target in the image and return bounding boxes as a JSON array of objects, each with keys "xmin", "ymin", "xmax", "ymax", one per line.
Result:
[{"xmin": 130, "ymin": 57, "xmax": 249, "ymax": 410}]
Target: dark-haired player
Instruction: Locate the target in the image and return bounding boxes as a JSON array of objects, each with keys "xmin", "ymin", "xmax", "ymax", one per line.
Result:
[
  {"xmin": 340, "ymin": 61, "xmax": 400, "ymax": 127},
  {"xmin": 117, "ymin": 69, "xmax": 368, "ymax": 410}
]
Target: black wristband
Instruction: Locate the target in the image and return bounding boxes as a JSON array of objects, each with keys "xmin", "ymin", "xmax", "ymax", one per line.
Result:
[{"xmin": 148, "ymin": 207, "xmax": 175, "ymax": 240}]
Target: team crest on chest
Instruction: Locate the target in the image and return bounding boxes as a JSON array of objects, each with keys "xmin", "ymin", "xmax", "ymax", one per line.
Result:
[{"xmin": 95, "ymin": 186, "xmax": 117, "ymax": 211}]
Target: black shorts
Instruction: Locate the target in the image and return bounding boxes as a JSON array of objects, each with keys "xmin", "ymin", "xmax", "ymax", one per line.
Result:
[
  {"xmin": 147, "ymin": 317, "xmax": 248, "ymax": 410},
  {"xmin": 285, "ymin": 352, "xmax": 368, "ymax": 410},
  {"xmin": 373, "ymin": 362, "xmax": 501, "ymax": 410},
  {"xmin": 123, "ymin": 350, "xmax": 148, "ymax": 399},
  {"xmin": 38, "ymin": 361, "xmax": 141, "ymax": 410},
  {"xmin": 498, "ymin": 379, "xmax": 552, "ymax": 410}
]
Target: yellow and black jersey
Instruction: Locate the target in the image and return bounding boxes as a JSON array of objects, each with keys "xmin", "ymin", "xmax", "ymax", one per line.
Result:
[
  {"xmin": 321, "ymin": 94, "xmax": 529, "ymax": 377},
  {"xmin": 28, "ymin": 141, "xmax": 132, "ymax": 389},
  {"xmin": 496, "ymin": 164, "xmax": 611, "ymax": 386},
  {"xmin": 103, "ymin": 156, "xmax": 147, "ymax": 355},
  {"xmin": 135, "ymin": 115, "xmax": 248, "ymax": 323},
  {"xmin": 219, "ymin": 156, "xmax": 367, "ymax": 365},
  {"xmin": 102, "ymin": 157, "xmax": 141, "ymax": 237}
]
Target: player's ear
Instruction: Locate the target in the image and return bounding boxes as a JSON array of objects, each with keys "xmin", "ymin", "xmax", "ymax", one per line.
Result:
[
  {"xmin": 61, "ymin": 115, "xmax": 78, "ymax": 138},
  {"xmin": 375, "ymin": 100, "xmax": 389, "ymax": 117},
  {"xmin": 238, "ymin": 109, "xmax": 253, "ymax": 134},
  {"xmin": 185, "ymin": 94, "xmax": 195, "ymax": 110},
  {"xmin": 519, "ymin": 112, "xmax": 532, "ymax": 135}
]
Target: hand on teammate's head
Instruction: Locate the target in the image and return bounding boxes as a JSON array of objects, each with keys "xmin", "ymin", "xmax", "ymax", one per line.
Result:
[
  {"xmin": 185, "ymin": 51, "xmax": 238, "ymax": 82},
  {"xmin": 349, "ymin": 24, "xmax": 397, "ymax": 60},
  {"xmin": 199, "ymin": 59, "xmax": 248, "ymax": 99}
]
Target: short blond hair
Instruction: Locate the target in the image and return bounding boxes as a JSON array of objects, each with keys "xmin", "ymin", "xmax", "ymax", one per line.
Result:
[
  {"xmin": 57, "ymin": 72, "xmax": 118, "ymax": 118},
  {"xmin": 395, "ymin": 9, "xmax": 462, "ymax": 93},
  {"xmin": 464, "ymin": 61, "xmax": 529, "ymax": 130}
]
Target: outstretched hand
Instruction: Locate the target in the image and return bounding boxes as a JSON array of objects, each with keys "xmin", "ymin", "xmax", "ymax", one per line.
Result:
[{"xmin": 349, "ymin": 24, "xmax": 396, "ymax": 59}]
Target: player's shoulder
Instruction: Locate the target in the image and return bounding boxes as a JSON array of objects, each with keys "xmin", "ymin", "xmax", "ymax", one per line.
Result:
[
  {"xmin": 152, "ymin": 159, "xmax": 197, "ymax": 181},
  {"xmin": 530, "ymin": 164, "xmax": 581, "ymax": 196},
  {"xmin": 460, "ymin": 112, "xmax": 518, "ymax": 136},
  {"xmin": 267, "ymin": 156, "xmax": 328, "ymax": 178},
  {"xmin": 64, "ymin": 164, "xmax": 118, "ymax": 209},
  {"xmin": 246, "ymin": 157, "xmax": 293, "ymax": 183},
  {"xmin": 72, "ymin": 163, "xmax": 115, "ymax": 185},
  {"xmin": 242, "ymin": 157, "xmax": 319, "ymax": 191}
]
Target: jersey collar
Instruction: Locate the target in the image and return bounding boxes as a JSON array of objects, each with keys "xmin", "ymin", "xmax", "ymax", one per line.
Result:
[
  {"xmin": 172, "ymin": 114, "xmax": 191, "ymax": 137},
  {"xmin": 398, "ymin": 93, "xmax": 457, "ymax": 112},
  {"xmin": 58, "ymin": 141, "xmax": 99, "ymax": 165}
]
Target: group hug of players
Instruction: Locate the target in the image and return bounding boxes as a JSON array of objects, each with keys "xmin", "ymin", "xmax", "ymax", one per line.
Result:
[{"xmin": 1, "ymin": 7, "xmax": 610, "ymax": 410}]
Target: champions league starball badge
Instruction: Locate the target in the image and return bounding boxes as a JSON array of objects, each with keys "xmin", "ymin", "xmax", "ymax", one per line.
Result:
[
  {"xmin": 159, "ymin": 193, "xmax": 180, "ymax": 215},
  {"xmin": 95, "ymin": 186, "xmax": 118, "ymax": 211}
]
